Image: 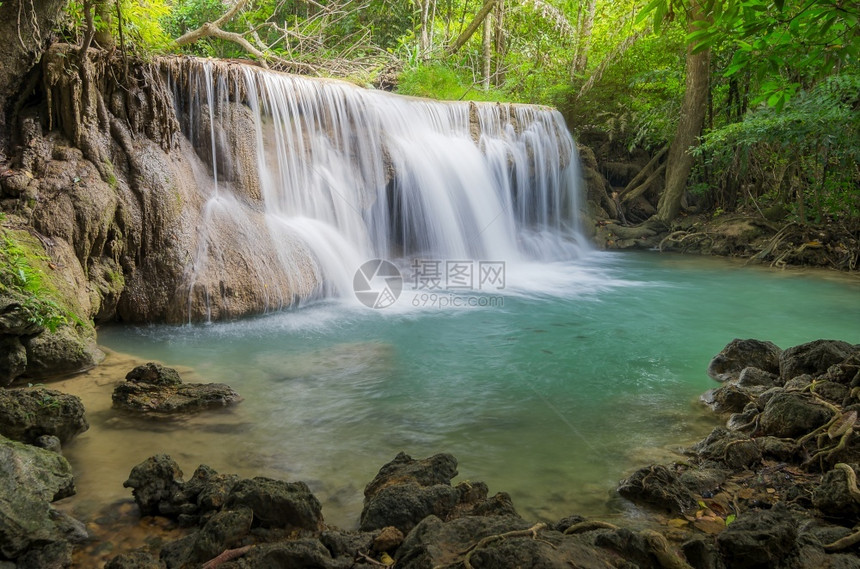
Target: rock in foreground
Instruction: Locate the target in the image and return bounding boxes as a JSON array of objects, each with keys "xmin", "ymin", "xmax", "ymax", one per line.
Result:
[
  {"xmin": 0, "ymin": 435, "xmax": 86, "ymax": 566},
  {"xmin": 112, "ymin": 363, "xmax": 241, "ymax": 413}
]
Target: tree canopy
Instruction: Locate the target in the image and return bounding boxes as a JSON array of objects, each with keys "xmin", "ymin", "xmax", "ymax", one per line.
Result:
[{"xmin": 47, "ymin": 0, "xmax": 860, "ymax": 225}]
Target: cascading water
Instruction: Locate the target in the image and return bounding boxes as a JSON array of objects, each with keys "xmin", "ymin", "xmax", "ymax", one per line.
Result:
[{"xmin": 165, "ymin": 58, "xmax": 585, "ymax": 319}]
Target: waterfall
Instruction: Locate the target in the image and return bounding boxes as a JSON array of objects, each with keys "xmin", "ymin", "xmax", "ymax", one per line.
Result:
[{"xmin": 164, "ymin": 58, "xmax": 585, "ymax": 319}]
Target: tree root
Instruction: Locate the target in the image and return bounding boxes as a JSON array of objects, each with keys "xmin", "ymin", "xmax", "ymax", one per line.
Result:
[
  {"xmin": 641, "ymin": 529, "xmax": 694, "ymax": 569},
  {"xmin": 461, "ymin": 523, "xmax": 546, "ymax": 569},
  {"xmin": 563, "ymin": 520, "xmax": 620, "ymax": 535},
  {"xmin": 824, "ymin": 528, "xmax": 860, "ymax": 552},
  {"xmin": 835, "ymin": 463, "xmax": 860, "ymax": 502},
  {"xmin": 200, "ymin": 545, "xmax": 254, "ymax": 569}
]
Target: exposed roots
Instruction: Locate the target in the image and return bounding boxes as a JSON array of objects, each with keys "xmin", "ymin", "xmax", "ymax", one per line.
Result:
[
  {"xmin": 461, "ymin": 523, "xmax": 547, "ymax": 569},
  {"xmin": 641, "ymin": 529, "xmax": 694, "ymax": 569},
  {"xmin": 200, "ymin": 545, "xmax": 254, "ymax": 569},
  {"xmin": 563, "ymin": 520, "xmax": 620, "ymax": 535}
]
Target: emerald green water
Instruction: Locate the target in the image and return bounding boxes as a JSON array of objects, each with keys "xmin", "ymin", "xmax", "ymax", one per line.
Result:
[{"xmin": 62, "ymin": 252, "xmax": 860, "ymax": 526}]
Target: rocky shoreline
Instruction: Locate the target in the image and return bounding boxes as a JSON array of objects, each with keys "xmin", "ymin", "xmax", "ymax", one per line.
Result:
[{"xmin": 2, "ymin": 338, "xmax": 860, "ymax": 568}]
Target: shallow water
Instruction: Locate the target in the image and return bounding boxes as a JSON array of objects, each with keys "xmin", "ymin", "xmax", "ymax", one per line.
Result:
[{"xmin": 56, "ymin": 251, "xmax": 860, "ymax": 532}]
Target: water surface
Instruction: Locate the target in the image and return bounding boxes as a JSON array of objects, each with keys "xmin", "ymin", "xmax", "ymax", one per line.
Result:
[{"xmin": 58, "ymin": 251, "xmax": 860, "ymax": 526}]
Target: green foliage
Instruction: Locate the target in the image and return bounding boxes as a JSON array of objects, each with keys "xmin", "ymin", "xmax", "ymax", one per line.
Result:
[
  {"xmin": 696, "ymin": 73, "xmax": 860, "ymax": 222},
  {"xmin": 0, "ymin": 232, "xmax": 69, "ymax": 332},
  {"xmin": 397, "ymin": 61, "xmax": 509, "ymax": 102}
]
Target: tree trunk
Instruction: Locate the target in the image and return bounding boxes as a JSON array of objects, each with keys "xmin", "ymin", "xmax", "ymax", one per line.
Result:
[
  {"xmin": 0, "ymin": 0, "xmax": 69, "ymax": 156},
  {"xmin": 417, "ymin": 0, "xmax": 431, "ymax": 58},
  {"xmin": 447, "ymin": 0, "xmax": 498, "ymax": 55},
  {"xmin": 493, "ymin": 0, "xmax": 506, "ymax": 85},
  {"xmin": 656, "ymin": 1, "xmax": 710, "ymax": 224},
  {"xmin": 94, "ymin": 0, "xmax": 116, "ymax": 49},
  {"xmin": 571, "ymin": 0, "xmax": 596, "ymax": 75},
  {"xmin": 482, "ymin": 9, "xmax": 492, "ymax": 89}
]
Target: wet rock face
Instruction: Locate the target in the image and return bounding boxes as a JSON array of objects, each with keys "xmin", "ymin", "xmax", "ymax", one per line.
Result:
[
  {"xmin": 708, "ymin": 339, "xmax": 782, "ymax": 382},
  {"xmin": 0, "ymin": 386, "xmax": 88, "ymax": 444},
  {"xmin": 112, "ymin": 363, "xmax": 241, "ymax": 413}
]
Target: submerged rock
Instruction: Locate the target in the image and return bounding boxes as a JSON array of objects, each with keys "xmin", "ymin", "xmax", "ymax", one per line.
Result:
[
  {"xmin": 708, "ymin": 339, "xmax": 782, "ymax": 382},
  {"xmin": 0, "ymin": 386, "xmax": 88, "ymax": 444},
  {"xmin": 112, "ymin": 363, "xmax": 241, "ymax": 413}
]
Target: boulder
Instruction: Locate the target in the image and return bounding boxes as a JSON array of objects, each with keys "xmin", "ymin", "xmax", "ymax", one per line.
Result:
[
  {"xmin": 716, "ymin": 504, "xmax": 798, "ymax": 568},
  {"xmin": 708, "ymin": 339, "xmax": 782, "ymax": 382},
  {"xmin": 20, "ymin": 324, "xmax": 104, "ymax": 379},
  {"xmin": 780, "ymin": 340, "xmax": 856, "ymax": 381},
  {"xmin": 224, "ymin": 477, "xmax": 323, "ymax": 531},
  {"xmin": 363, "ymin": 452, "xmax": 458, "ymax": 498},
  {"xmin": 701, "ymin": 384, "xmax": 756, "ymax": 414},
  {"xmin": 189, "ymin": 507, "xmax": 253, "ymax": 562},
  {"xmin": 123, "ymin": 454, "xmax": 185, "ymax": 516},
  {"xmin": 237, "ymin": 539, "xmax": 348, "ymax": 569},
  {"xmin": 125, "ymin": 363, "xmax": 182, "ymax": 386},
  {"xmin": 694, "ymin": 428, "xmax": 762, "ymax": 471},
  {"xmin": 812, "ymin": 465, "xmax": 860, "ymax": 520},
  {"xmin": 0, "ymin": 386, "xmax": 88, "ymax": 444},
  {"xmin": 112, "ymin": 363, "xmax": 241, "ymax": 414},
  {"xmin": 0, "ymin": 435, "xmax": 83, "ymax": 563},
  {"xmin": 360, "ymin": 481, "xmax": 460, "ymax": 533},
  {"xmin": 759, "ymin": 392, "xmax": 833, "ymax": 438},
  {"xmin": 738, "ymin": 367, "xmax": 780, "ymax": 388},
  {"xmin": 360, "ymin": 452, "xmax": 460, "ymax": 533},
  {"xmin": 617, "ymin": 464, "xmax": 698, "ymax": 515}
]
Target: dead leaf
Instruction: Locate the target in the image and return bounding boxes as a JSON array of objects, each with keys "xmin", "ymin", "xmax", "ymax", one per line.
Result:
[
  {"xmin": 828, "ymin": 411, "xmax": 857, "ymax": 440},
  {"xmin": 693, "ymin": 517, "xmax": 726, "ymax": 535},
  {"xmin": 668, "ymin": 518, "xmax": 689, "ymax": 528}
]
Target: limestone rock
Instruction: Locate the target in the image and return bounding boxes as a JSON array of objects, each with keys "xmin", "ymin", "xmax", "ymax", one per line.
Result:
[
  {"xmin": 0, "ymin": 386, "xmax": 88, "ymax": 444},
  {"xmin": 759, "ymin": 392, "xmax": 833, "ymax": 438},
  {"xmin": 780, "ymin": 340, "xmax": 856, "ymax": 381},
  {"xmin": 0, "ymin": 435, "xmax": 82, "ymax": 562},
  {"xmin": 716, "ymin": 504, "xmax": 798, "ymax": 568},
  {"xmin": 123, "ymin": 454, "xmax": 185, "ymax": 516},
  {"xmin": 617, "ymin": 464, "xmax": 698, "ymax": 515},
  {"xmin": 224, "ymin": 477, "xmax": 323, "ymax": 531},
  {"xmin": 112, "ymin": 363, "xmax": 241, "ymax": 414},
  {"xmin": 708, "ymin": 339, "xmax": 782, "ymax": 382}
]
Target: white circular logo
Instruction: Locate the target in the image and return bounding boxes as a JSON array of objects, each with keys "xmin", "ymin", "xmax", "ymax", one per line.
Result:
[{"xmin": 353, "ymin": 259, "xmax": 403, "ymax": 309}]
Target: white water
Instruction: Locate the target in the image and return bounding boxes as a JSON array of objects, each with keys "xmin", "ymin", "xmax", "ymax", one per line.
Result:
[{"xmin": 167, "ymin": 59, "xmax": 585, "ymax": 317}]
